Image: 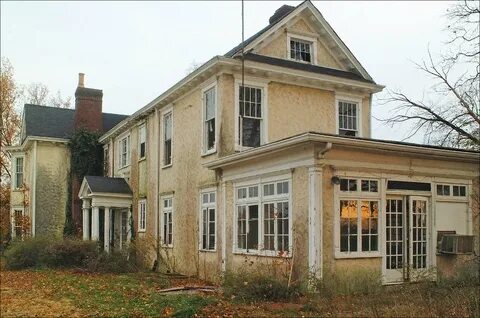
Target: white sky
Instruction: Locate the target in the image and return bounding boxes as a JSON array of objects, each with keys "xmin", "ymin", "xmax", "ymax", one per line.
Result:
[{"xmin": 1, "ymin": 1, "xmax": 455, "ymax": 143}]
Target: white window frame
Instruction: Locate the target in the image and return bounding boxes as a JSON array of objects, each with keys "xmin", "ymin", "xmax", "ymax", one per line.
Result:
[
  {"xmin": 234, "ymin": 78, "xmax": 269, "ymax": 151},
  {"xmin": 435, "ymin": 183, "xmax": 468, "ymax": 202},
  {"xmin": 11, "ymin": 207, "xmax": 24, "ymax": 239},
  {"xmin": 233, "ymin": 174, "xmax": 292, "ymax": 257},
  {"xmin": 118, "ymin": 134, "xmax": 131, "ymax": 169},
  {"xmin": 335, "ymin": 95, "xmax": 363, "ymax": 137},
  {"xmin": 161, "ymin": 195, "xmax": 174, "ymax": 247},
  {"xmin": 138, "ymin": 123, "xmax": 147, "ymax": 161},
  {"xmin": 13, "ymin": 156, "xmax": 24, "ymax": 190},
  {"xmin": 138, "ymin": 199, "xmax": 146, "ymax": 232},
  {"xmin": 199, "ymin": 188, "xmax": 217, "ymax": 251},
  {"xmin": 334, "ymin": 176, "xmax": 382, "ymax": 259},
  {"xmin": 103, "ymin": 145, "xmax": 109, "ymax": 176},
  {"xmin": 161, "ymin": 107, "xmax": 173, "ymax": 168},
  {"xmin": 201, "ymin": 82, "xmax": 218, "ymax": 156},
  {"xmin": 287, "ymin": 33, "xmax": 317, "ymax": 65}
]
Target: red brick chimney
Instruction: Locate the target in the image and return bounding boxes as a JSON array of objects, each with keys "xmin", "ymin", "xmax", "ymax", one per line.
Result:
[
  {"xmin": 74, "ymin": 73, "xmax": 103, "ymax": 132},
  {"xmin": 72, "ymin": 73, "xmax": 104, "ymax": 236}
]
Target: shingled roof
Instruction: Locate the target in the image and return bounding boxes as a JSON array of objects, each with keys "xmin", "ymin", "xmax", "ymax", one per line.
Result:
[
  {"xmin": 242, "ymin": 53, "xmax": 373, "ymax": 83},
  {"xmin": 84, "ymin": 176, "xmax": 132, "ymax": 195},
  {"xmin": 22, "ymin": 104, "xmax": 128, "ymax": 141}
]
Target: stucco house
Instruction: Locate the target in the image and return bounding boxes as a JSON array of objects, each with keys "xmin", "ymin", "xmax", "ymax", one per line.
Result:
[
  {"xmin": 7, "ymin": 79, "xmax": 127, "ymax": 239},
  {"xmin": 9, "ymin": 1, "xmax": 479, "ymax": 285}
]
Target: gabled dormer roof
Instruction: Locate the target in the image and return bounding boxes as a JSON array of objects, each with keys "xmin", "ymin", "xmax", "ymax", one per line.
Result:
[{"xmin": 225, "ymin": 0, "xmax": 374, "ymax": 82}]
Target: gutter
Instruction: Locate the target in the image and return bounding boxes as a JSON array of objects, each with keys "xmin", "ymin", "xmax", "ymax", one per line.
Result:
[
  {"xmin": 205, "ymin": 132, "xmax": 480, "ymax": 170},
  {"xmin": 99, "ymin": 56, "xmax": 236, "ymax": 143}
]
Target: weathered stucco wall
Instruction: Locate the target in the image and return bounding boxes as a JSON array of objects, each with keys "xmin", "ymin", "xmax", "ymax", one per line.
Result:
[
  {"xmin": 268, "ymin": 82, "xmax": 336, "ymax": 141},
  {"xmin": 34, "ymin": 142, "xmax": 70, "ymax": 238}
]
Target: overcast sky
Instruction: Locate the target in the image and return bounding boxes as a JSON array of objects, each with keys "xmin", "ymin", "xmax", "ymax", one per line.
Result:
[{"xmin": 1, "ymin": 1, "xmax": 455, "ymax": 143}]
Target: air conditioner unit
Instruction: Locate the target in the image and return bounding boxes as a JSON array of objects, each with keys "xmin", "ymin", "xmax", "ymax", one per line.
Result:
[{"xmin": 439, "ymin": 235, "xmax": 474, "ymax": 255}]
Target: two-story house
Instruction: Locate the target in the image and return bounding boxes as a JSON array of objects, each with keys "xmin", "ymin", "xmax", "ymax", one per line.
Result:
[{"xmin": 13, "ymin": 1, "xmax": 479, "ymax": 285}]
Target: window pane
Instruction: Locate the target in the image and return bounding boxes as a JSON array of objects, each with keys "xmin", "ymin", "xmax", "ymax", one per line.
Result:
[
  {"xmin": 242, "ymin": 117, "xmax": 261, "ymax": 147},
  {"xmin": 247, "ymin": 205, "xmax": 258, "ymax": 250}
]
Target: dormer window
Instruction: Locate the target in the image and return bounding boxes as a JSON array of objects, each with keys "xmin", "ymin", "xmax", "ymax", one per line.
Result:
[{"xmin": 287, "ymin": 33, "xmax": 317, "ymax": 64}]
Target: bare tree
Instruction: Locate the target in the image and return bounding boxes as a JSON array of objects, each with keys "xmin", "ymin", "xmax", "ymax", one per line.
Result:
[
  {"xmin": 21, "ymin": 82, "xmax": 71, "ymax": 108},
  {"xmin": 382, "ymin": 0, "xmax": 479, "ymax": 150}
]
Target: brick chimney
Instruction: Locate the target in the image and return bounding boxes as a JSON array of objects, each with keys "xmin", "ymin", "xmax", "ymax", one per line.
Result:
[{"xmin": 74, "ymin": 73, "xmax": 103, "ymax": 132}]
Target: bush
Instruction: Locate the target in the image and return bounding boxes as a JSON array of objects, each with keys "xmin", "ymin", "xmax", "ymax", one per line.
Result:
[
  {"xmin": 44, "ymin": 238, "xmax": 99, "ymax": 268},
  {"xmin": 222, "ymin": 269, "xmax": 301, "ymax": 302},
  {"xmin": 3, "ymin": 237, "xmax": 139, "ymax": 273},
  {"xmin": 3, "ymin": 237, "xmax": 52, "ymax": 270},
  {"xmin": 437, "ymin": 259, "xmax": 480, "ymax": 288},
  {"xmin": 317, "ymin": 268, "xmax": 383, "ymax": 296},
  {"xmin": 85, "ymin": 251, "xmax": 138, "ymax": 273}
]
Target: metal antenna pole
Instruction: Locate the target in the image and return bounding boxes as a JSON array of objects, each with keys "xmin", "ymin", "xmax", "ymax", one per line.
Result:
[{"xmin": 240, "ymin": 0, "xmax": 245, "ymax": 148}]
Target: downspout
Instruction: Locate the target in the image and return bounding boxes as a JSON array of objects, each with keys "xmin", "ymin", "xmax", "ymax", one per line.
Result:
[
  {"xmin": 318, "ymin": 142, "xmax": 332, "ymax": 159},
  {"xmin": 221, "ymin": 176, "xmax": 227, "ymax": 272},
  {"xmin": 110, "ymin": 137, "xmax": 114, "ymax": 177},
  {"xmin": 32, "ymin": 140, "xmax": 37, "ymax": 236}
]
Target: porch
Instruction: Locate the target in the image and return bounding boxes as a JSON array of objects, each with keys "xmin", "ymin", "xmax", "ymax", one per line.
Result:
[{"xmin": 79, "ymin": 176, "xmax": 133, "ymax": 252}]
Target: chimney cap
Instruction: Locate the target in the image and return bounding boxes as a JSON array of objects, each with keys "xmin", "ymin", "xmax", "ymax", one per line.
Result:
[{"xmin": 78, "ymin": 73, "xmax": 85, "ymax": 88}]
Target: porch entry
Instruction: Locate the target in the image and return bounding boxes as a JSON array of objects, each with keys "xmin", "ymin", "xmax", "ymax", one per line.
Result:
[{"xmin": 384, "ymin": 195, "xmax": 430, "ymax": 284}]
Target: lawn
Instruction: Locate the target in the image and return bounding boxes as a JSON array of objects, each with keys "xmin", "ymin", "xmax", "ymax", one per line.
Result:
[{"xmin": 1, "ymin": 268, "xmax": 479, "ymax": 317}]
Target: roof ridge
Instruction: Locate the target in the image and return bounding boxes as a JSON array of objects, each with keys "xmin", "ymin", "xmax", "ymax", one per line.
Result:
[{"xmin": 24, "ymin": 103, "xmax": 74, "ymax": 112}]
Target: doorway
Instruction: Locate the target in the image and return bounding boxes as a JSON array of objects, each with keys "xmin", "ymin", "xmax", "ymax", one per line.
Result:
[{"xmin": 384, "ymin": 196, "xmax": 430, "ymax": 284}]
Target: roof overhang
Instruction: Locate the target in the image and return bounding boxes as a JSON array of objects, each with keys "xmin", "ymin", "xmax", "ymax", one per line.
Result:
[
  {"xmin": 79, "ymin": 177, "xmax": 133, "ymax": 208},
  {"xmin": 205, "ymin": 133, "xmax": 480, "ymax": 170},
  {"xmin": 99, "ymin": 56, "xmax": 383, "ymax": 143},
  {"xmin": 5, "ymin": 136, "xmax": 69, "ymax": 153}
]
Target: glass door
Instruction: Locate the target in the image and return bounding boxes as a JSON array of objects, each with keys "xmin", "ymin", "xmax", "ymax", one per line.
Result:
[
  {"xmin": 384, "ymin": 197, "xmax": 405, "ymax": 284},
  {"xmin": 409, "ymin": 196, "xmax": 429, "ymax": 281}
]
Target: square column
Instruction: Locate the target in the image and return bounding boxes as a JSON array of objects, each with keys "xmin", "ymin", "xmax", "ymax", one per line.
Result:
[
  {"xmin": 91, "ymin": 206, "xmax": 100, "ymax": 240},
  {"xmin": 308, "ymin": 166, "xmax": 323, "ymax": 280},
  {"xmin": 104, "ymin": 207, "xmax": 111, "ymax": 253},
  {"xmin": 82, "ymin": 200, "xmax": 91, "ymax": 240},
  {"xmin": 126, "ymin": 206, "xmax": 132, "ymax": 246}
]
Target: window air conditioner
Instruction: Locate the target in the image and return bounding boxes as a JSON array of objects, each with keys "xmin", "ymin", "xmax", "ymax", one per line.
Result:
[{"xmin": 439, "ymin": 234, "xmax": 474, "ymax": 255}]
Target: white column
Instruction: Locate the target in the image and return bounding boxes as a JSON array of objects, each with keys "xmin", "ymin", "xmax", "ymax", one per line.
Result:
[
  {"xmin": 91, "ymin": 206, "xmax": 100, "ymax": 241},
  {"xmin": 82, "ymin": 200, "xmax": 91, "ymax": 240},
  {"xmin": 308, "ymin": 166, "xmax": 323, "ymax": 280},
  {"xmin": 104, "ymin": 207, "xmax": 111, "ymax": 253}
]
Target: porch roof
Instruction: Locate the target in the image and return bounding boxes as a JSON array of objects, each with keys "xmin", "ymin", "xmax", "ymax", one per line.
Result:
[{"xmin": 83, "ymin": 176, "xmax": 132, "ymax": 195}]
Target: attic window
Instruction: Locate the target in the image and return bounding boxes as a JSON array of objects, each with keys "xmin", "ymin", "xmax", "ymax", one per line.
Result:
[{"xmin": 290, "ymin": 39, "xmax": 312, "ymax": 63}]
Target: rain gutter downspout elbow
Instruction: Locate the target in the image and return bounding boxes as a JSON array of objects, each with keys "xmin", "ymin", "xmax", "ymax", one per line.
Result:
[{"xmin": 318, "ymin": 142, "xmax": 332, "ymax": 159}]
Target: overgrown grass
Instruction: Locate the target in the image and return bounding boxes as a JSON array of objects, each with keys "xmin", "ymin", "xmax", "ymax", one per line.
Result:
[
  {"xmin": 222, "ymin": 269, "xmax": 302, "ymax": 302},
  {"xmin": 316, "ymin": 268, "xmax": 383, "ymax": 296}
]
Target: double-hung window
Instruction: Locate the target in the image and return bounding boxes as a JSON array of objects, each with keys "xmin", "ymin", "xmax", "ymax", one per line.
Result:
[
  {"xmin": 203, "ymin": 86, "xmax": 216, "ymax": 154},
  {"xmin": 338, "ymin": 101, "xmax": 359, "ymax": 136},
  {"xmin": 13, "ymin": 209, "xmax": 24, "ymax": 239},
  {"xmin": 14, "ymin": 157, "xmax": 24, "ymax": 189},
  {"xmin": 119, "ymin": 135, "xmax": 130, "ymax": 168},
  {"xmin": 139, "ymin": 124, "xmax": 146, "ymax": 160},
  {"xmin": 290, "ymin": 39, "xmax": 312, "ymax": 63},
  {"xmin": 103, "ymin": 146, "xmax": 109, "ymax": 176},
  {"xmin": 200, "ymin": 190, "xmax": 216, "ymax": 250},
  {"xmin": 235, "ymin": 178, "xmax": 291, "ymax": 256},
  {"xmin": 337, "ymin": 178, "xmax": 380, "ymax": 257},
  {"xmin": 163, "ymin": 111, "xmax": 173, "ymax": 166},
  {"xmin": 162, "ymin": 196, "xmax": 173, "ymax": 246},
  {"xmin": 138, "ymin": 199, "xmax": 146, "ymax": 232},
  {"xmin": 239, "ymin": 85, "xmax": 263, "ymax": 148}
]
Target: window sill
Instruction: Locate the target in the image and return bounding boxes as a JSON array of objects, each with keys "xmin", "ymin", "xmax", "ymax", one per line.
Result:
[
  {"xmin": 161, "ymin": 164, "xmax": 173, "ymax": 170},
  {"xmin": 233, "ymin": 250, "xmax": 292, "ymax": 258},
  {"xmin": 288, "ymin": 57, "xmax": 314, "ymax": 65},
  {"xmin": 12, "ymin": 188, "xmax": 24, "ymax": 192},
  {"xmin": 334, "ymin": 251, "xmax": 381, "ymax": 259},
  {"xmin": 161, "ymin": 245, "xmax": 173, "ymax": 249},
  {"xmin": 118, "ymin": 164, "xmax": 131, "ymax": 170},
  {"xmin": 137, "ymin": 229, "xmax": 146, "ymax": 233},
  {"xmin": 138, "ymin": 157, "xmax": 146, "ymax": 163},
  {"xmin": 201, "ymin": 149, "xmax": 217, "ymax": 157},
  {"xmin": 199, "ymin": 249, "xmax": 217, "ymax": 253}
]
